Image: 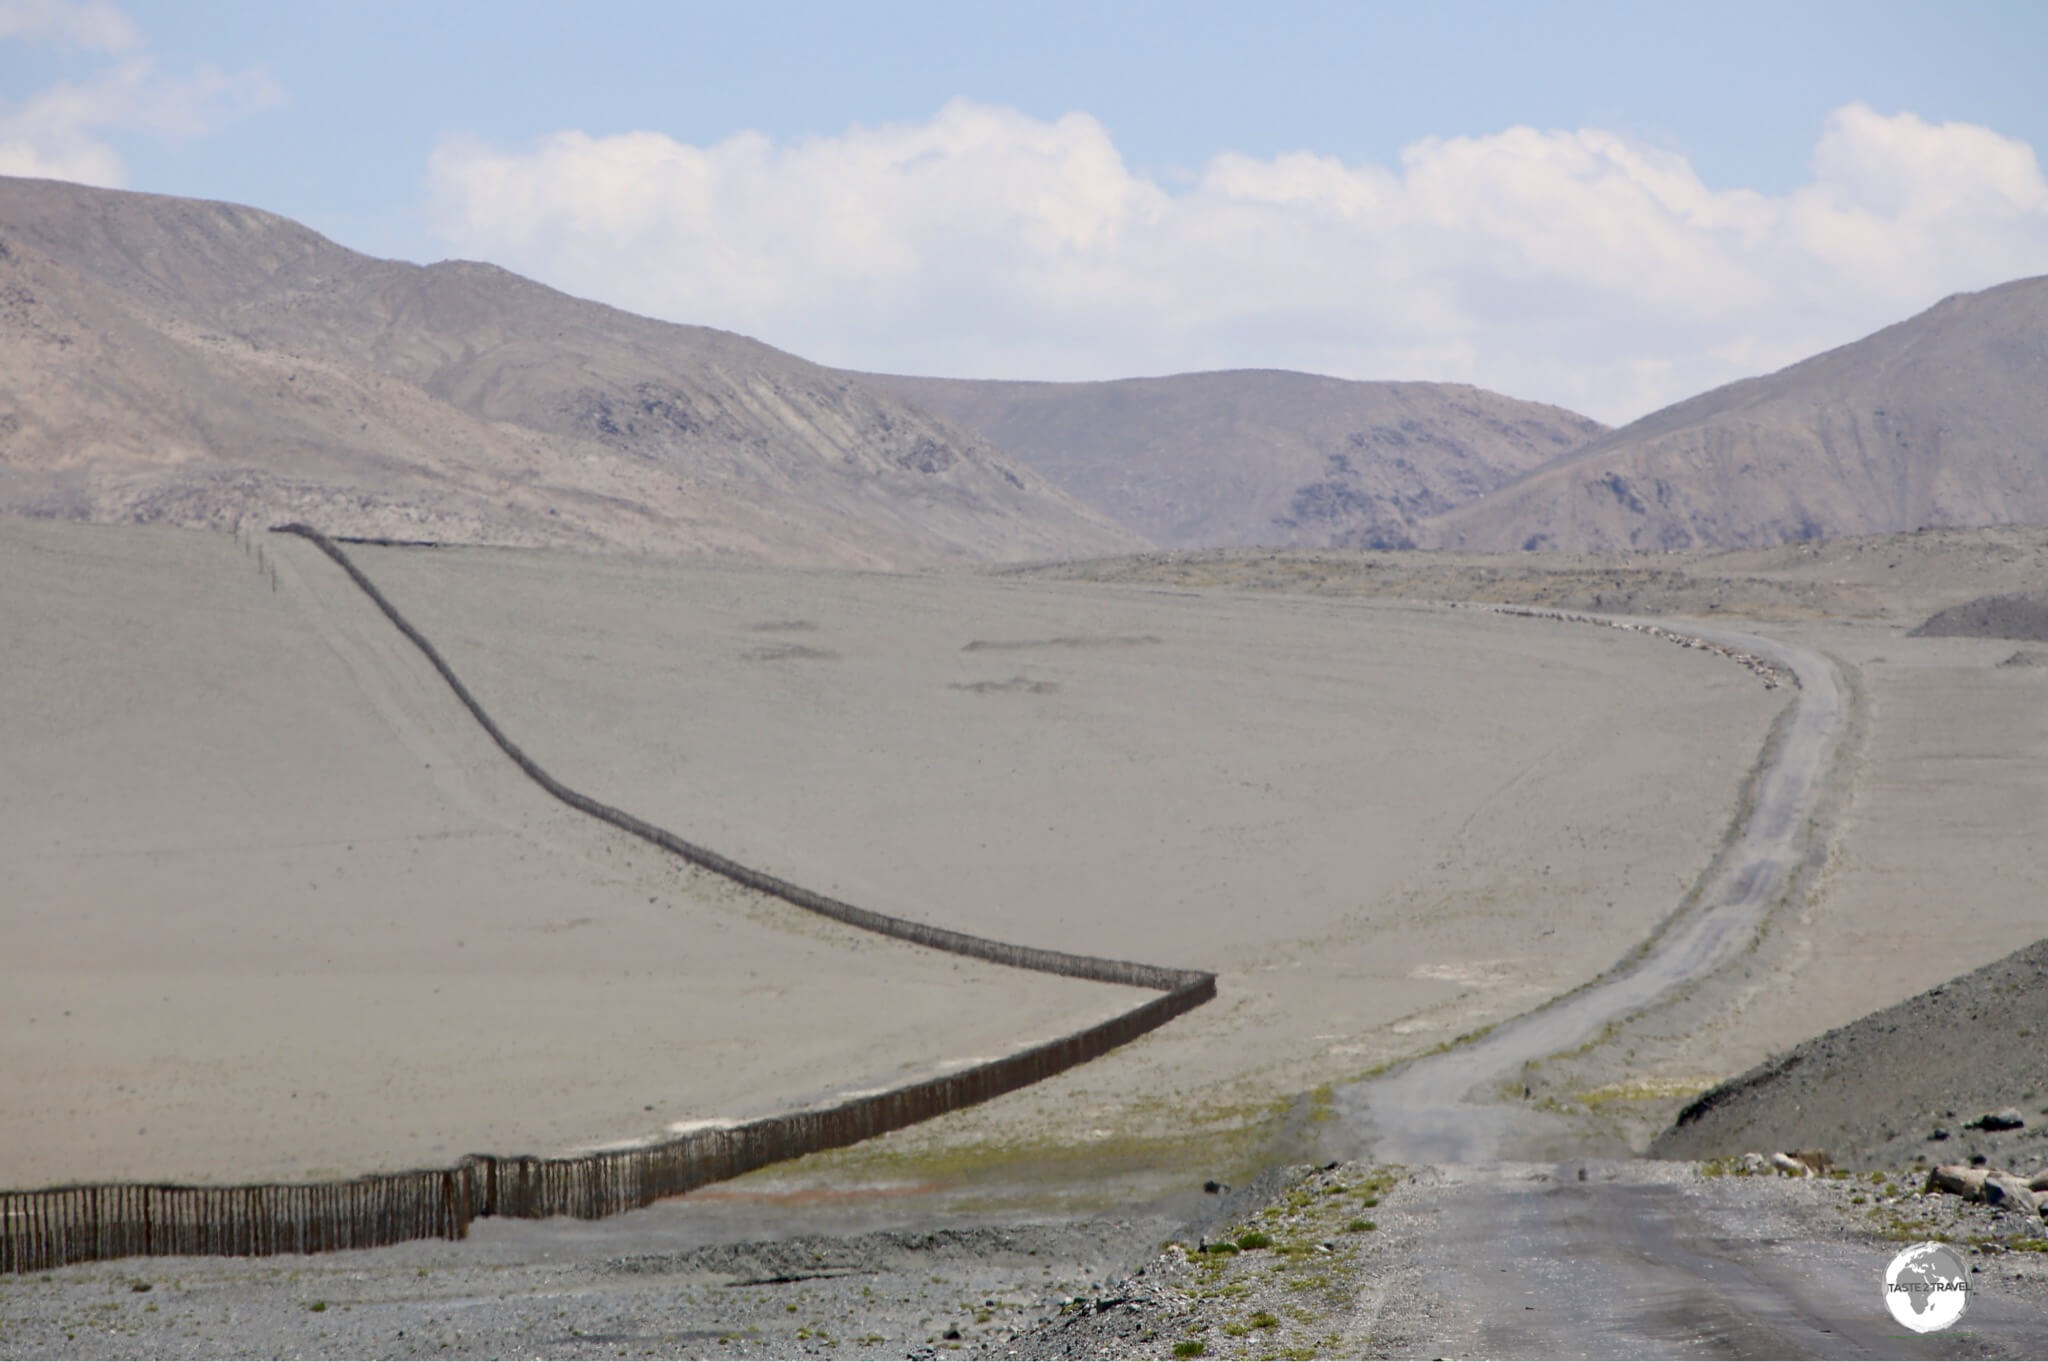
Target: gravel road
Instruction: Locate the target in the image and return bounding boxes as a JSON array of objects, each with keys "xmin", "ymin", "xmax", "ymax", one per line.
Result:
[
  {"xmin": 1335, "ymin": 619, "xmax": 1846, "ymax": 1163},
  {"xmin": 999, "ymin": 1160, "xmax": 2048, "ymax": 1359},
  {"xmin": 14, "ymin": 599, "xmax": 2032, "ymax": 1359}
]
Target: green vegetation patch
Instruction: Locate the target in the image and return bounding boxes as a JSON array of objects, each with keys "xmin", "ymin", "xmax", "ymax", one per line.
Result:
[{"xmin": 1572, "ymin": 1076, "xmax": 1720, "ymax": 1110}]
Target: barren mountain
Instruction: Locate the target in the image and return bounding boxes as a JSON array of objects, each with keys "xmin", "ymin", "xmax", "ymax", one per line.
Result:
[
  {"xmin": 1425, "ymin": 275, "xmax": 2048, "ymax": 553},
  {"xmin": 0, "ymin": 176, "xmax": 1138, "ymax": 567},
  {"xmin": 854, "ymin": 370, "xmax": 1605, "ymax": 549}
]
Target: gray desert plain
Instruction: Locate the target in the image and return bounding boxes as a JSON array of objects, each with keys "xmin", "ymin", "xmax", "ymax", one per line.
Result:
[{"xmin": 4, "ymin": 175, "xmax": 2048, "ymax": 1357}]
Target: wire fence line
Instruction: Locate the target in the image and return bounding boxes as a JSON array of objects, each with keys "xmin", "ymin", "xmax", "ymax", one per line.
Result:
[{"xmin": 1, "ymin": 527, "xmax": 1215, "ymax": 1274}]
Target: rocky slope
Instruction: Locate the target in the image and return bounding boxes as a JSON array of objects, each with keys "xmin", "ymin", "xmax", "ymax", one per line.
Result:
[
  {"xmin": 0, "ymin": 176, "xmax": 1138, "ymax": 568},
  {"xmin": 1653, "ymin": 938, "xmax": 2048, "ymax": 1172},
  {"xmin": 1426, "ymin": 275, "xmax": 2048, "ymax": 553},
  {"xmin": 1911, "ymin": 591, "xmax": 2048, "ymax": 642},
  {"xmin": 856, "ymin": 369, "xmax": 1604, "ymax": 549}
]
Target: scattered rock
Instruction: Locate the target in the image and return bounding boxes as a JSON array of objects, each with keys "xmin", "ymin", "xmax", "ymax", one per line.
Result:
[
  {"xmin": 1927, "ymin": 1165, "xmax": 1990, "ymax": 1201},
  {"xmin": 1790, "ymin": 1148, "xmax": 1832, "ymax": 1175},
  {"xmin": 1931, "ymin": 1127, "xmax": 1953, "ymax": 1141},
  {"xmin": 949, "ymin": 675, "xmax": 1059, "ymax": 694},
  {"xmin": 1651, "ymin": 939, "xmax": 2048, "ymax": 1172},
  {"xmin": 2030, "ymin": 1169, "xmax": 2048, "ymax": 1193},
  {"xmin": 1970, "ymin": 1108, "xmax": 2028, "ymax": 1132},
  {"xmin": 1494, "ymin": 608, "xmax": 1790, "ymax": 687},
  {"xmin": 1984, "ymin": 1174, "xmax": 2043, "ymax": 1215}
]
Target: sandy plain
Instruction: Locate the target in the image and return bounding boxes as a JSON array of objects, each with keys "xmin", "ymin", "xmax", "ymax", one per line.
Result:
[
  {"xmin": 1629, "ymin": 616, "xmax": 2048, "ymax": 1086},
  {"xmin": 0, "ymin": 519, "xmax": 1136, "ymax": 1188},
  {"xmin": 4, "ymin": 521, "xmax": 1788, "ymax": 1200},
  {"xmin": 11, "ymin": 521, "xmax": 2048, "ymax": 1358},
  {"xmin": 1039, "ymin": 532, "xmax": 2048, "ymax": 1156},
  {"xmin": 344, "ymin": 539, "xmax": 1780, "ymax": 1196}
]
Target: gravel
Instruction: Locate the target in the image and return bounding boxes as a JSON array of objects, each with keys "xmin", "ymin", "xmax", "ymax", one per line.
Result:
[
  {"xmin": 991, "ymin": 1160, "xmax": 2048, "ymax": 1359},
  {"xmin": 1653, "ymin": 937, "xmax": 2048, "ymax": 1173},
  {"xmin": 0, "ymin": 1201, "xmax": 1184, "ymax": 1360},
  {"xmin": 1909, "ymin": 592, "xmax": 2048, "ymax": 642}
]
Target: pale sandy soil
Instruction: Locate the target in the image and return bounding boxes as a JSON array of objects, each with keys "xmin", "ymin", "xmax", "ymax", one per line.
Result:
[
  {"xmin": 350, "ymin": 542, "xmax": 1779, "ymax": 1194},
  {"xmin": 1638, "ymin": 616, "xmax": 2048, "ymax": 1079},
  {"xmin": 1032, "ymin": 538, "xmax": 2048, "ymax": 1157},
  {"xmin": 0, "ymin": 520, "xmax": 1132, "ymax": 1189}
]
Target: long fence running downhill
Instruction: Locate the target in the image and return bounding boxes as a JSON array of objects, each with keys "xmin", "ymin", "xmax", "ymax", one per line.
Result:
[{"xmin": 1, "ymin": 525, "xmax": 1216, "ymax": 1275}]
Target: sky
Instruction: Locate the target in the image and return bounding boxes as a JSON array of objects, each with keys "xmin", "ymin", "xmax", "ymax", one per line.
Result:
[{"xmin": 2, "ymin": 0, "xmax": 2046, "ymax": 425}]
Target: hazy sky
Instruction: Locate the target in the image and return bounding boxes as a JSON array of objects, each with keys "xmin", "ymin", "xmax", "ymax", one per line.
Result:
[{"xmin": 4, "ymin": 0, "xmax": 2046, "ymax": 423}]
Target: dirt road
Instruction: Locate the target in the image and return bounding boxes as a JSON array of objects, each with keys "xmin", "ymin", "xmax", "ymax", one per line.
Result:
[
  {"xmin": 1336, "ymin": 619, "xmax": 1847, "ymax": 1163},
  {"xmin": 1385, "ymin": 1163, "xmax": 2048, "ymax": 1359},
  {"xmin": 1009, "ymin": 1161, "xmax": 2048, "ymax": 1359}
]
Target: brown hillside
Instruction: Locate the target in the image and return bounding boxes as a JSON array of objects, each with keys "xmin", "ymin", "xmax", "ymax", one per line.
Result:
[
  {"xmin": 857, "ymin": 369, "xmax": 1604, "ymax": 549},
  {"xmin": 0, "ymin": 176, "xmax": 1138, "ymax": 567},
  {"xmin": 1426, "ymin": 275, "xmax": 2048, "ymax": 553}
]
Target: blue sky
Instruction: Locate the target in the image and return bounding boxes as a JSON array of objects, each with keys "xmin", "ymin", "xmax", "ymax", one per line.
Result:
[{"xmin": 4, "ymin": 0, "xmax": 2047, "ymax": 421}]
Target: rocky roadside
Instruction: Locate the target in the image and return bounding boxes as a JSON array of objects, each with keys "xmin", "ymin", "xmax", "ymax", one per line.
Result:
[
  {"xmin": 989, "ymin": 1159, "xmax": 2048, "ymax": 1360},
  {"xmin": 8, "ymin": 1158, "xmax": 2048, "ymax": 1360},
  {"xmin": 0, "ymin": 1207, "xmax": 1183, "ymax": 1360},
  {"xmin": 1653, "ymin": 938, "xmax": 2048, "ymax": 1175}
]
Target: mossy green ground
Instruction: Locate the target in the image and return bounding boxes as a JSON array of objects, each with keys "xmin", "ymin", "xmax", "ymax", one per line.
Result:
[
  {"xmin": 723, "ymin": 1084, "xmax": 1345, "ymax": 1214},
  {"xmin": 1156, "ymin": 1163, "xmax": 1402, "ymax": 1359}
]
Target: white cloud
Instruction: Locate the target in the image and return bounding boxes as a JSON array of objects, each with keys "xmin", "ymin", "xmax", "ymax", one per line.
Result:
[
  {"xmin": 0, "ymin": 2, "xmax": 279, "ymax": 187},
  {"xmin": 0, "ymin": 0, "xmax": 139, "ymax": 52},
  {"xmin": 428, "ymin": 99, "xmax": 2048, "ymax": 424}
]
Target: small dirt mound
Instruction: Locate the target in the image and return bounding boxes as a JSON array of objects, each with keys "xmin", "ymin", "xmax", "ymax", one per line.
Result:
[
  {"xmin": 1908, "ymin": 592, "xmax": 2048, "ymax": 642},
  {"xmin": 1652, "ymin": 937, "xmax": 2048, "ymax": 1170},
  {"xmin": 951, "ymin": 676, "xmax": 1060, "ymax": 694}
]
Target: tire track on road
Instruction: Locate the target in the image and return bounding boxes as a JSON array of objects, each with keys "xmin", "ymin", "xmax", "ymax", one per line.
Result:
[{"xmin": 1337, "ymin": 613, "xmax": 1846, "ymax": 1163}]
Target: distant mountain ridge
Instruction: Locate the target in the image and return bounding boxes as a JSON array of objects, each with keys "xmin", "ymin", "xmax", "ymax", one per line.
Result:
[
  {"xmin": 0, "ymin": 176, "xmax": 1138, "ymax": 568},
  {"xmin": 856, "ymin": 369, "xmax": 1606, "ymax": 550},
  {"xmin": 1421, "ymin": 276, "xmax": 2048, "ymax": 553},
  {"xmin": 8, "ymin": 176, "xmax": 2044, "ymax": 565}
]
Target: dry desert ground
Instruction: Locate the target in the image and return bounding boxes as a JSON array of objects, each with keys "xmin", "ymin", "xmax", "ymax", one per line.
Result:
[
  {"xmin": 1034, "ymin": 537, "xmax": 2048, "ymax": 1158},
  {"xmin": 11, "ymin": 520, "xmax": 2048, "ymax": 1359},
  {"xmin": 2, "ymin": 515, "xmax": 1806, "ymax": 1201},
  {"xmin": 11, "ymin": 519, "xmax": 2044, "ymax": 1209},
  {"xmin": 0, "ymin": 520, "xmax": 1130, "ymax": 1188}
]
